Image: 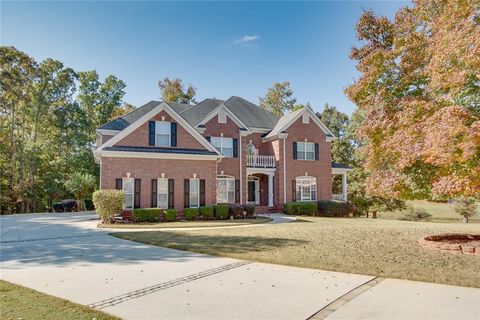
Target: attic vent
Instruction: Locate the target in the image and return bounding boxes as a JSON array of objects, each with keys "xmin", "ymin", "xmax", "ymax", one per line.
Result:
[
  {"xmin": 218, "ymin": 111, "xmax": 227, "ymax": 124},
  {"xmin": 302, "ymin": 113, "xmax": 309, "ymax": 124}
]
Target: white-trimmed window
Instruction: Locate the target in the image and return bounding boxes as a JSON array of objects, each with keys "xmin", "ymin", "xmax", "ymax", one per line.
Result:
[
  {"xmin": 155, "ymin": 121, "xmax": 170, "ymax": 146},
  {"xmin": 190, "ymin": 178, "xmax": 200, "ymax": 208},
  {"xmin": 297, "ymin": 142, "xmax": 315, "ymax": 160},
  {"xmin": 157, "ymin": 178, "xmax": 168, "ymax": 209},
  {"xmin": 123, "ymin": 178, "xmax": 134, "ymax": 209},
  {"xmin": 217, "ymin": 175, "xmax": 235, "ymax": 203},
  {"xmin": 211, "ymin": 137, "xmax": 233, "ymax": 157},
  {"xmin": 296, "ymin": 176, "xmax": 317, "ymax": 201}
]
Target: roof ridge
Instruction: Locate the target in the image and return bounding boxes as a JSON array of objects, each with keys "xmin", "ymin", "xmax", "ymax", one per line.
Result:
[{"xmin": 99, "ymin": 100, "xmax": 161, "ymax": 130}]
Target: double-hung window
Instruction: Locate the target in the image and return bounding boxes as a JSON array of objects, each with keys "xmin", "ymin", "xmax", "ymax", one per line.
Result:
[
  {"xmin": 157, "ymin": 178, "xmax": 168, "ymax": 209},
  {"xmin": 297, "ymin": 142, "xmax": 315, "ymax": 160},
  {"xmin": 189, "ymin": 178, "xmax": 199, "ymax": 208},
  {"xmin": 216, "ymin": 175, "xmax": 235, "ymax": 203},
  {"xmin": 211, "ymin": 137, "xmax": 233, "ymax": 157},
  {"xmin": 295, "ymin": 176, "xmax": 317, "ymax": 201},
  {"xmin": 155, "ymin": 121, "xmax": 170, "ymax": 146},
  {"xmin": 122, "ymin": 178, "xmax": 134, "ymax": 209}
]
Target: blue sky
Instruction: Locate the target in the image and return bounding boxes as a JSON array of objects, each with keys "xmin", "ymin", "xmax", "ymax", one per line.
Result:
[{"xmin": 1, "ymin": 1, "xmax": 407, "ymax": 115}]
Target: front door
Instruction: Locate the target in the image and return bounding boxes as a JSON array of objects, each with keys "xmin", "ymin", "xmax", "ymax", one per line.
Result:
[{"xmin": 248, "ymin": 181, "xmax": 256, "ymax": 203}]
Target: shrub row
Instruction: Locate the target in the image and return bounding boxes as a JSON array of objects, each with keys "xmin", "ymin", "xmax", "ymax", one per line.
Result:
[
  {"xmin": 284, "ymin": 202, "xmax": 317, "ymax": 215},
  {"xmin": 284, "ymin": 200, "xmax": 356, "ymax": 217}
]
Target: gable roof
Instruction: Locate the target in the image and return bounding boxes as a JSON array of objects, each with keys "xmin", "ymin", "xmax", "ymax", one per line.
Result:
[
  {"xmin": 180, "ymin": 98, "xmax": 224, "ymax": 126},
  {"xmin": 223, "ymin": 96, "xmax": 279, "ymax": 129}
]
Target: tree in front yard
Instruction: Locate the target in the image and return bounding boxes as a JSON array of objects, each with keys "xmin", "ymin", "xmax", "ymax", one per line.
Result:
[
  {"xmin": 453, "ymin": 197, "xmax": 479, "ymax": 223},
  {"xmin": 64, "ymin": 172, "xmax": 96, "ymax": 211}
]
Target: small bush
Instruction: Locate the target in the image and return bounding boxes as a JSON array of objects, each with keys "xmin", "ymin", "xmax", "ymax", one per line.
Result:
[
  {"xmin": 164, "ymin": 209, "xmax": 177, "ymax": 222},
  {"xmin": 215, "ymin": 204, "xmax": 229, "ymax": 220},
  {"xmin": 92, "ymin": 190, "xmax": 124, "ymax": 223},
  {"xmin": 452, "ymin": 197, "xmax": 478, "ymax": 223},
  {"xmin": 284, "ymin": 202, "xmax": 317, "ymax": 215},
  {"xmin": 84, "ymin": 199, "xmax": 95, "ymax": 210},
  {"xmin": 132, "ymin": 208, "xmax": 161, "ymax": 223},
  {"xmin": 52, "ymin": 202, "xmax": 64, "ymax": 212},
  {"xmin": 243, "ymin": 204, "xmax": 255, "ymax": 218},
  {"xmin": 184, "ymin": 208, "xmax": 199, "ymax": 221},
  {"xmin": 229, "ymin": 204, "xmax": 244, "ymax": 219},
  {"xmin": 317, "ymin": 200, "xmax": 355, "ymax": 217},
  {"xmin": 199, "ymin": 206, "xmax": 214, "ymax": 219},
  {"xmin": 400, "ymin": 205, "xmax": 432, "ymax": 221},
  {"xmin": 62, "ymin": 199, "xmax": 77, "ymax": 212}
]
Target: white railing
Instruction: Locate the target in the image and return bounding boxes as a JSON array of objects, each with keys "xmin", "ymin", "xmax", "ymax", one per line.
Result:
[
  {"xmin": 333, "ymin": 194, "xmax": 346, "ymax": 201},
  {"xmin": 247, "ymin": 155, "xmax": 276, "ymax": 168}
]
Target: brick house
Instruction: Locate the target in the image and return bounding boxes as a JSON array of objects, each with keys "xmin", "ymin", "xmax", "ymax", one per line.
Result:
[{"xmin": 94, "ymin": 97, "xmax": 350, "ymax": 213}]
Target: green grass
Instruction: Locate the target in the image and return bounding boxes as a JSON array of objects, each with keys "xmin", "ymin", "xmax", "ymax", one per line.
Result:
[
  {"xmin": 99, "ymin": 217, "xmax": 271, "ymax": 229},
  {"xmin": 113, "ymin": 217, "xmax": 480, "ymax": 288},
  {"xmin": 380, "ymin": 200, "xmax": 480, "ymax": 223},
  {"xmin": 0, "ymin": 280, "xmax": 120, "ymax": 320}
]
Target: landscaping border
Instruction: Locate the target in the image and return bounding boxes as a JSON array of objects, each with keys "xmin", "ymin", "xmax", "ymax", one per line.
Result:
[{"xmin": 418, "ymin": 234, "xmax": 480, "ymax": 256}]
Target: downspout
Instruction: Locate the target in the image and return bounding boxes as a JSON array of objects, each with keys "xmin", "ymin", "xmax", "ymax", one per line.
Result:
[
  {"xmin": 239, "ymin": 130, "xmax": 242, "ymax": 205},
  {"xmin": 283, "ymin": 136, "xmax": 286, "ymax": 204}
]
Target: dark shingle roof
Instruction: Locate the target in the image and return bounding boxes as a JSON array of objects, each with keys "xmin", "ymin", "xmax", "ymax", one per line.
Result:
[
  {"xmin": 332, "ymin": 162, "xmax": 351, "ymax": 169},
  {"xmin": 104, "ymin": 146, "xmax": 217, "ymax": 155},
  {"xmin": 223, "ymin": 96, "xmax": 279, "ymax": 129},
  {"xmin": 180, "ymin": 98, "xmax": 224, "ymax": 126}
]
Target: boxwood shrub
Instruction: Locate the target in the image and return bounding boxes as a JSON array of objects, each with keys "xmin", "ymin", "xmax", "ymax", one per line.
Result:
[
  {"xmin": 317, "ymin": 200, "xmax": 355, "ymax": 217},
  {"xmin": 215, "ymin": 204, "xmax": 229, "ymax": 220},
  {"xmin": 229, "ymin": 204, "xmax": 244, "ymax": 219},
  {"xmin": 199, "ymin": 206, "xmax": 214, "ymax": 219},
  {"xmin": 92, "ymin": 190, "xmax": 124, "ymax": 223},
  {"xmin": 283, "ymin": 202, "xmax": 317, "ymax": 216},
  {"xmin": 243, "ymin": 204, "xmax": 255, "ymax": 218},
  {"xmin": 164, "ymin": 209, "xmax": 177, "ymax": 222},
  {"xmin": 132, "ymin": 208, "xmax": 161, "ymax": 222},
  {"xmin": 184, "ymin": 208, "xmax": 199, "ymax": 221}
]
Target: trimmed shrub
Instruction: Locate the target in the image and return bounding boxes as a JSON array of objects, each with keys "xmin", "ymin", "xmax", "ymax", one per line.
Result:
[
  {"xmin": 229, "ymin": 204, "xmax": 244, "ymax": 219},
  {"xmin": 184, "ymin": 208, "xmax": 199, "ymax": 221},
  {"xmin": 62, "ymin": 199, "xmax": 77, "ymax": 212},
  {"xmin": 199, "ymin": 206, "xmax": 214, "ymax": 219},
  {"xmin": 84, "ymin": 199, "xmax": 95, "ymax": 210},
  {"xmin": 52, "ymin": 202, "xmax": 64, "ymax": 212},
  {"xmin": 164, "ymin": 209, "xmax": 177, "ymax": 222},
  {"xmin": 284, "ymin": 202, "xmax": 317, "ymax": 215},
  {"xmin": 400, "ymin": 205, "xmax": 432, "ymax": 221},
  {"xmin": 215, "ymin": 204, "xmax": 229, "ymax": 220},
  {"xmin": 132, "ymin": 208, "xmax": 161, "ymax": 223},
  {"xmin": 244, "ymin": 204, "xmax": 255, "ymax": 218},
  {"xmin": 92, "ymin": 190, "xmax": 124, "ymax": 223},
  {"xmin": 317, "ymin": 200, "xmax": 355, "ymax": 217}
]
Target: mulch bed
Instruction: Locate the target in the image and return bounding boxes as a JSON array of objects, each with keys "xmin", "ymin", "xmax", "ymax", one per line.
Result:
[{"xmin": 419, "ymin": 234, "xmax": 480, "ymax": 256}]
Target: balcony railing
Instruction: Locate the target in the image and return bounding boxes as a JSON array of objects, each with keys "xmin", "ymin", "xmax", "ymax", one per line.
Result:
[
  {"xmin": 333, "ymin": 193, "xmax": 346, "ymax": 201},
  {"xmin": 247, "ymin": 155, "xmax": 276, "ymax": 168}
]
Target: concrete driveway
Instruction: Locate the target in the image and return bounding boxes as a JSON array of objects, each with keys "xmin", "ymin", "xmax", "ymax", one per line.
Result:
[{"xmin": 1, "ymin": 213, "xmax": 479, "ymax": 320}]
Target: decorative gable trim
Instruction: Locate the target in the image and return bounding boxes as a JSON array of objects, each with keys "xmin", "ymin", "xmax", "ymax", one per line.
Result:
[
  {"xmin": 196, "ymin": 104, "xmax": 252, "ymax": 132},
  {"xmin": 96, "ymin": 102, "xmax": 222, "ymax": 156}
]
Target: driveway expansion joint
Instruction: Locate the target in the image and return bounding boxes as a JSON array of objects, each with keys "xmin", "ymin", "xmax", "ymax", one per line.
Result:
[
  {"xmin": 0, "ymin": 233, "xmax": 106, "ymax": 244},
  {"xmin": 89, "ymin": 261, "xmax": 251, "ymax": 309}
]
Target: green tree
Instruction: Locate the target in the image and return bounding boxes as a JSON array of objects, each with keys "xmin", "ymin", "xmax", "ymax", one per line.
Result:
[
  {"xmin": 453, "ymin": 197, "xmax": 479, "ymax": 223},
  {"xmin": 158, "ymin": 77, "xmax": 196, "ymax": 104},
  {"xmin": 259, "ymin": 81, "xmax": 297, "ymax": 116},
  {"xmin": 64, "ymin": 172, "xmax": 97, "ymax": 211}
]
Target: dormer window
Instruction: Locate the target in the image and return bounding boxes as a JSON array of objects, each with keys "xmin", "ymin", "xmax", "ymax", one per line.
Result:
[
  {"xmin": 302, "ymin": 113, "xmax": 310, "ymax": 124},
  {"xmin": 218, "ymin": 111, "xmax": 227, "ymax": 124},
  {"xmin": 211, "ymin": 137, "xmax": 233, "ymax": 157},
  {"xmin": 155, "ymin": 121, "xmax": 171, "ymax": 146}
]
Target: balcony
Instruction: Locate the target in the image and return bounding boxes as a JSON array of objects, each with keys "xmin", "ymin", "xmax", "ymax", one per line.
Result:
[{"xmin": 247, "ymin": 155, "xmax": 276, "ymax": 168}]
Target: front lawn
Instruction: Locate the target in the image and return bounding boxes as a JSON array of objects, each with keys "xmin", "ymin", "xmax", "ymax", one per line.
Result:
[
  {"xmin": 100, "ymin": 216, "xmax": 271, "ymax": 229},
  {"xmin": 0, "ymin": 280, "xmax": 119, "ymax": 320},
  {"xmin": 113, "ymin": 217, "xmax": 480, "ymax": 288}
]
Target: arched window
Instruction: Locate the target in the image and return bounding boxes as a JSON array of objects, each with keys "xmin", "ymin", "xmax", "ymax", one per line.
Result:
[
  {"xmin": 295, "ymin": 176, "xmax": 317, "ymax": 201},
  {"xmin": 246, "ymin": 142, "xmax": 257, "ymax": 156},
  {"xmin": 217, "ymin": 175, "xmax": 235, "ymax": 203}
]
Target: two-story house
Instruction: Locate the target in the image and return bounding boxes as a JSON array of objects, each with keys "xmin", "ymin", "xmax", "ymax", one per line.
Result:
[{"xmin": 94, "ymin": 96, "xmax": 350, "ymax": 213}]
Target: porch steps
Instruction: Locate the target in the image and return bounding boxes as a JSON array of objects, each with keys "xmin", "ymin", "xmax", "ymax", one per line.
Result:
[{"xmin": 254, "ymin": 206, "xmax": 277, "ymax": 214}]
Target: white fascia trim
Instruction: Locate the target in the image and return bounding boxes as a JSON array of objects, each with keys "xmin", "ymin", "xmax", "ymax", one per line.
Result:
[
  {"xmin": 261, "ymin": 132, "xmax": 287, "ymax": 142},
  {"xmin": 332, "ymin": 168, "xmax": 353, "ymax": 174},
  {"xmin": 250, "ymin": 127, "xmax": 271, "ymax": 133},
  {"xmin": 96, "ymin": 129, "xmax": 121, "ymax": 135},
  {"xmin": 97, "ymin": 102, "xmax": 222, "ymax": 156},
  {"xmin": 246, "ymin": 167, "xmax": 276, "ymax": 175},
  {"xmin": 100, "ymin": 150, "xmax": 221, "ymax": 161},
  {"xmin": 276, "ymin": 108, "xmax": 336, "ymax": 140},
  {"xmin": 196, "ymin": 104, "xmax": 252, "ymax": 133}
]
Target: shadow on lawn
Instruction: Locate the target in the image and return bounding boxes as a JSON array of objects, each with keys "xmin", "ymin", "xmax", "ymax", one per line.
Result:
[{"xmin": 112, "ymin": 231, "xmax": 307, "ymax": 255}]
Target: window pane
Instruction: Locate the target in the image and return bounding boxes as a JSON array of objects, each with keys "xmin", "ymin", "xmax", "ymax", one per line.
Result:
[
  {"xmin": 158, "ymin": 194, "xmax": 168, "ymax": 209},
  {"xmin": 123, "ymin": 179, "xmax": 133, "ymax": 193},
  {"xmin": 124, "ymin": 194, "xmax": 133, "ymax": 209},
  {"xmin": 190, "ymin": 194, "xmax": 199, "ymax": 207},
  {"xmin": 156, "ymin": 134, "xmax": 170, "ymax": 146},
  {"xmin": 211, "ymin": 137, "xmax": 221, "ymax": 148},
  {"xmin": 306, "ymin": 143, "xmax": 314, "ymax": 152},
  {"xmin": 297, "ymin": 151, "xmax": 305, "ymax": 160},
  {"xmin": 190, "ymin": 179, "xmax": 199, "ymax": 192},
  {"xmin": 156, "ymin": 122, "xmax": 170, "ymax": 134},
  {"xmin": 228, "ymin": 191, "xmax": 235, "ymax": 203},
  {"xmin": 222, "ymin": 138, "xmax": 233, "ymax": 148},
  {"xmin": 222, "ymin": 147, "xmax": 233, "ymax": 157},
  {"xmin": 217, "ymin": 179, "xmax": 227, "ymax": 203},
  {"xmin": 306, "ymin": 151, "xmax": 315, "ymax": 160},
  {"xmin": 158, "ymin": 179, "xmax": 168, "ymax": 192}
]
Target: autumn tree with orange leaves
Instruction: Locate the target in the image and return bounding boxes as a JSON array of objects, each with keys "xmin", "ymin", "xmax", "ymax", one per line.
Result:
[{"xmin": 346, "ymin": 0, "xmax": 480, "ymax": 200}]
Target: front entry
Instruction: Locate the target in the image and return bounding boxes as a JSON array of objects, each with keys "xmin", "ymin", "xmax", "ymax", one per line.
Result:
[{"xmin": 247, "ymin": 176, "xmax": 260, "ymax": 205}]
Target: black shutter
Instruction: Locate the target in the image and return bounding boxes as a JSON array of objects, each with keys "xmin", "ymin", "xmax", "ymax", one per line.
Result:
[
  {"xmin": 151, "ymin": 179, "xmax": 157, "ymax": 207},
  {"xmin": 134, "ymin": 179, "xmax": 141, "ymax": 208},
  {"xmin": 206, "ymin": 136, "xmax": 210, "ymax": 142},
  {"xmin": 235, "ymin": 179, "xmax": 240, "ymax": 203},
  {"xmin": 200, "ymin": 179, "xmax": 206, "ymax": 206},
  {"xmin": 149, "ymin": 121, "xmax": 155, "ymax": 146},
  {"xmin": 168, "ymin": 179, "xmax": 174, "ymax": 208},
  {"xmin": 115, "ymin": 178, "xmax": 122, "ymax": 190},
  {"xmin": 171, "ymin": 122, "xmax": 177, "ymax": 147},
  {"xmin": 315, "ymin": 143, "xmax": 319, "ymax": 160},
  {"xmin": 233, "ymin": 138, "xmax": 238, "ymax": 158},
  {"xmin": 184, "ymin": 179, "xmax": 190, "ymax": 208},
  {"xmin": 292, "ymin": 180, "xmax": 296, "ymax": 202},
  {"xmin": 293, "ymin": 142, "xmax": 297, "ymax": 159}
]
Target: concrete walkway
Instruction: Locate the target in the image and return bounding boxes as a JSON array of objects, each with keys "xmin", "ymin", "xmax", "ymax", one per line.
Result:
[{"xmin": 1, "ymin": 212, "xmax": 479, "ymax": 320}]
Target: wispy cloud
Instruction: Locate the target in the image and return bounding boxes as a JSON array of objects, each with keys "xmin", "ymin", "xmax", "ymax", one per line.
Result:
[{"xmin": 233, "ymin": 35, "xmax": 260, "ymax": 47}]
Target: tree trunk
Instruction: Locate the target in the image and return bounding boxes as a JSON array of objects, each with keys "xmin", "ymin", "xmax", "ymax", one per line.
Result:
[{"xmin": 463, "ymin": 215, "xmax": 468, "ymax": 223}]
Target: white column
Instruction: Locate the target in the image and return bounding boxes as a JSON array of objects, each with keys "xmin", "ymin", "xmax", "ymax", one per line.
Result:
[
  {"xmin": 268, "ymin": 174, "xmax": 274, "ymax": 207},
  {"xmin": 342, "ymin": 173, "xmax": 348, "ymax": 201}
]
